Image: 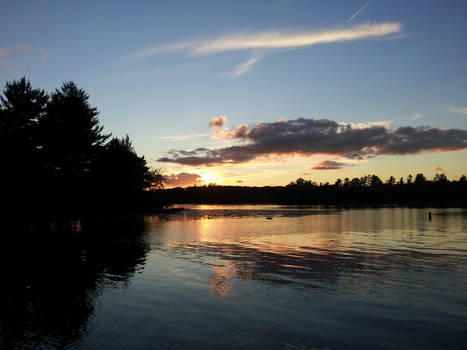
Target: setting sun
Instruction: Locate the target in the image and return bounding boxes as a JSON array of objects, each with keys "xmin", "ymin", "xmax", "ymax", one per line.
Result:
[{"xmin": 199, "ymin": 171, "xmax": 221, "ymax": 185}]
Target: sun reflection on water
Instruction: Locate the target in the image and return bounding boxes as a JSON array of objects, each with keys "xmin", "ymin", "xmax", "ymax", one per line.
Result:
[{"xmin": 145, "ymin": 206, "xmax": 467, "ymax": 300}]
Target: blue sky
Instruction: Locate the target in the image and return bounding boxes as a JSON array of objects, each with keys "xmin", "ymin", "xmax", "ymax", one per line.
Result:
[{"xmin": 1, "ymin": 0, "xmax": 467, "ymax": 186}]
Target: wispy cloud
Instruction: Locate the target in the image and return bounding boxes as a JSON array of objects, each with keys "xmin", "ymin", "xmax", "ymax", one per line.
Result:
[
  {"xmin": 0, "ymin": 48, "xmax": 11, "ymax": 56},
  {"xmin": 156, "ymin": 134, "xmax": 210, "ymax": 141},
  {"xmin": 0, "ymin": 61, "xmax": 17, "ymax": 75},
  {"xmin": 192, "ymin": 22, "xmax": 401, "ymax": 55},
  {"xmin": 128, "ymin": 22, "xmax": 401, "ymax": 76},
  {"xmin": 39, "ymin": 48, "xmax": 51, "ymax": 63},
  {"xmin": 131, "ymin": 22, "xmax": 401, "ymax": 59},
  {"xmin": 128, "ymin": 42, "xmax": 196, "ymax": 61},
  {"xmin": 22, "ymin": 45, "xmax": 32, "ymax": 55},
  {"xmin": 448, "ymin": 106, "xmax": 467, "ymax": 115},
  {"xmin": 158, "ymin": 118, "xmax": 467, "ymax": 166},
  {"xmin": 410, "ymin": 113, "xmax": 423, "ymax": 121},
  {"xmin": 225, "ymin": 56, "xmax": 262, "ymax": 78},
  {"xmin": 346, "ymin": 1, "xmax": 373, "ymax": 23}
]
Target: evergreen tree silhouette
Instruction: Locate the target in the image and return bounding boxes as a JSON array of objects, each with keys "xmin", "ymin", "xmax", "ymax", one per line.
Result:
[
  {"xmin": 37, "ymin": 82, "xmax": 110, "ymax": 212},
  {"xmin": 92, "ymin": 135, "xmax": 163, "ymax": 210},
  {"xmin": 0, "ymin": 77, "xmax": 48, "ymax": 210}
]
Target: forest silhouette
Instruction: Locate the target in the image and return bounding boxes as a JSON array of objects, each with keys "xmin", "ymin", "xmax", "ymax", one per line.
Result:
[
  {"xmin": 1, "ymin": 77, "xmax": 466, "ymax": 222},
  {"xmin": 0, "ymin": 78, "xmax": 162, "ymax": 224},
  {"xmin": 162, "ymin": 174, "xmax": 467, "ymax": 205}
]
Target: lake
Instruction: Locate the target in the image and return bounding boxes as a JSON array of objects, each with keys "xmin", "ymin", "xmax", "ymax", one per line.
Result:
[{"xmin": 1, "ymin": 206, "xmax": 467, "ymax": 349}]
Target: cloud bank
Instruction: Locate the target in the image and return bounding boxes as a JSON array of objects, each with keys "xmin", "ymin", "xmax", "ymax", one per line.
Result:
[{"xmin": 158, "ymin": 118, "xmax": 467, "ymax": 166}]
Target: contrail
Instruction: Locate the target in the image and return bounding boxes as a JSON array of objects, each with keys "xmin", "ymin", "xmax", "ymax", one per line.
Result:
[{"xmin": 346, "ymin": 0, "xmax": 372, "ymax": 23}]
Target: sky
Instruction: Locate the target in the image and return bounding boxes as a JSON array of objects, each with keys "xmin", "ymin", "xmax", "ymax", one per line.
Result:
[{"xmin": 1, "ymin": 0, "xmax": 467, "ymax": 187}]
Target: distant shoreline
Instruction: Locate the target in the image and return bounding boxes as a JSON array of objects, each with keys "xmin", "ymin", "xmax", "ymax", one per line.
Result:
[{"xmin": 157, "ymin": 180, "xmax": 467, "ymax": 208}]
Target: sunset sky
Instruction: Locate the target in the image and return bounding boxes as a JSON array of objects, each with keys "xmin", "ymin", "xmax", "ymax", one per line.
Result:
[{"xmin": 1, "ymin": 0, "xmax": 467, "ymax": 187}]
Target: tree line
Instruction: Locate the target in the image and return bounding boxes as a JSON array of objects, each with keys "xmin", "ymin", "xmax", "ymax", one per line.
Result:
[
  {"xmin": 160, "ymin": 173, "xmax": 467, "ymax": 205},
  {"xmin": 0, "ymin": 78, "xmax": 162, "ymax": 219}
]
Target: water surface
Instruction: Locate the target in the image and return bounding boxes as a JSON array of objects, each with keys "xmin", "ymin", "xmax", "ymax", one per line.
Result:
[{"xmin": 2, "ymin": 206, "xmax": 467, "ymax": 349}]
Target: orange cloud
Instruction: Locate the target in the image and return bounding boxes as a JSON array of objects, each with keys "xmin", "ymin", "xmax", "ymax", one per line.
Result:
[
  {"xmin": 22, "ymin": 45, "xmax": 32, "ymax": 55},
  {"xmin": 0, "ymin": 48, "xmax": 11, "ymax": 56},
  {"xmin": 225, "ymin": 124, "xmax": 249, "ymax": 138},
  {"xmin": 209, "ymin": 116, "xmax": 227, "ymax": 127},
  {"xmin": 434, "ymin": 166, "xmax": 445, "ymax": 174},
  {"xmin": 164, "ymin": 172, "xmax": 202, "ymax": 187}
]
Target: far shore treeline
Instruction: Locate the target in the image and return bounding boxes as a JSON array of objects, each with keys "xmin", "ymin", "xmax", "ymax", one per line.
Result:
[
  {"xmin": 0, "ymin": 78, "xmax": 163, "ymax": 221},
  {"xmin": 1, "ymin": 78, "xmax": 466, "ymax": 225},
  {"xmin": 161, "ymin": 174, "xmax": 467, "ymax": 206}
]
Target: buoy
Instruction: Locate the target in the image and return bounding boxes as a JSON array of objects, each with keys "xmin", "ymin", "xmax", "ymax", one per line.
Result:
[{"xmin": 266, "ymin": 217, "xmax": 273, "ymax": 220}]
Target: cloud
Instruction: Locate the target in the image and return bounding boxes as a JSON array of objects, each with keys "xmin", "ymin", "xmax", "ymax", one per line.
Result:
[
  {"xmin": 209, "ymin": 116, "xmax": 228, "ymax": 127},
  {"xmin": 311, "ymin": 160, "xmax": 349, "ymax": 170},
  {"xmin": 225, "ymin": 56, "xmax": 262, "ymax": 77},
  {"xmin": 22, "ymin": 45, "xmax": 32, "ymax": 55},
  {"xmin": 129, "ymin": 22, "xmax": 402, "ymax": 58},
  {"xmin": 410, "ymin": 113, "xmax": 422, "ymax": 121},
  {"xmin": 192, "ymin": 23, "xmax": 401, "ymax": 55},
  {"xmin": 0, "ymin": 61, "xmax": 16, "ymax": 74},
  {"xmin": 128, "ymin": 42, "xmax": 196, "ymax": 61},
  {"xmin": 224, "ymin": 124, "xmax": 249, "ymax": 138},
  {"xmin": 158, "ymin": 118, "xmax": 467, "ymax": 166},
  {"xmin": 128, "ymin": 22, "xmax": 401, "ymax": 77},
  {"xmin": 448, "ymin": 106, "xmax": 467, "ymax": 115},
  {"xmin": 39, "ymin": 48, "xmax": 51, "ymax": 63},
  {"xmin": 434, "ymin": 166, "xmax": 445, "ymax": 174},
  {"xmin": 163, "ymin": 172, "xmax": 202, "ymax": 187},
  {"xmin": 0, "ymin": 48, "xmax": 11, "ymax": 56},
  {"xmin": 157, "ymin": 134, "xmax": 210, "ymax": 141},
  {"xmin": 347, "ymin": 120, "xmax": 392, "ymax": 129}
]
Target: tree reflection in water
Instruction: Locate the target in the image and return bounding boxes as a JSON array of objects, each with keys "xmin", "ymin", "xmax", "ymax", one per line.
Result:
[{"xmin": 0, "ymin": 217, "xmax": 149, "ymax": 349}]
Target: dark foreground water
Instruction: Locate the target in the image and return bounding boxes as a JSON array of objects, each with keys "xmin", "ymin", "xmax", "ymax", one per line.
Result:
[{"xmin": 1, "ymin": 206, "xmax": 467, "ymax": 349}]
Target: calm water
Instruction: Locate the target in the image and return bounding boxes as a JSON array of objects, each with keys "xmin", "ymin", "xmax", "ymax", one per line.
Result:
[{"xmin": 2, "ymin": 206, "xmax": 467, "ymax": 349}]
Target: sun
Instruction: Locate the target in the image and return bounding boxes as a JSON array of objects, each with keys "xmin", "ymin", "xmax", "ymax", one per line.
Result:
[{"xmin": 200, "ymin": 171, "xmax": 221, "ymax": 185}]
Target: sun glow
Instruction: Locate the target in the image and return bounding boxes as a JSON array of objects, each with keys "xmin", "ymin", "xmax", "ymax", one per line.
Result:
[{"xmin": 200, "ymin": 171, "xmax": 221, "ymax": 185}]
